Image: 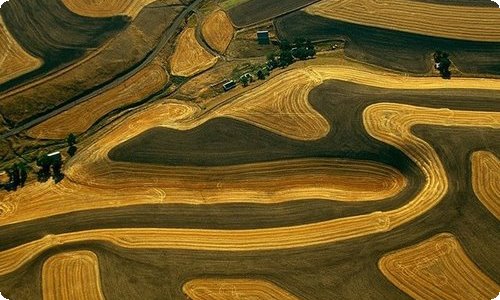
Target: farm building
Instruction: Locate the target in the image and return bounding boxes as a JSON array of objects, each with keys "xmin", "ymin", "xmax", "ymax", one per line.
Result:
[
  {"xmin": 223, "ymin": 80, "xmax": 237, "ymax": 91},
  {"xmin": 257, "ymin": 30, "xmax": 270, "ymax": 44}
]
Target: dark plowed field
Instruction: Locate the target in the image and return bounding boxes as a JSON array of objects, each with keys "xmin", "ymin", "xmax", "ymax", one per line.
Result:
[
  {"xmin": 1, "ymin": 80, "xmax": 499, "ymax": 299},
  {"xmin": 228, "ymin": 0, "xmax": 318, "ymax": 27},
  {"xmin": 275, "ymin": 12, "xmax": 500, "ymax": 75},
  {"xmin": 413, "ymin": 0, "xmax": 498, "ymax": 6},
  {"xmin": 0, "ymin": 2, "xmax": 181, "ymax": 125},
  {"xmin": 0, "ymin": 0, "xmax": 129, "ymax": 90}
]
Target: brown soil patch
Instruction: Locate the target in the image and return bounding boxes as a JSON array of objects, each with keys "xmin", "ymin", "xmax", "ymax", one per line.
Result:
[
  {"xmin": 0, "ymin": 16, "xmax": 42, "ymax": 84},
  {"xmin": 471, "ymin": 151, "xmax": 500, "ymax": 219},
  {"xmin": 170, "ymin": 27, "xmax": 218, "ymax": 77},
  {"xmin": 42, "ymin": 250, "xmax": 104, "ymax": 300},
  {"xmin": 27, "ymin": 64, "xmax": 168, "ymax": 140},
  {"xmin": 306, "ymin": 0, "xmax": 500, "ymax": 42},
  {"xmin": 183, "ymin": 278, "xmax": 300, "ymax": 299},
  {"xmin": 379, "ymin": 233, "xmax": 500, "ymax": 299},
  {"xmin": 201, "ymin": 10, "xmax": 234, "ymax": 53}
]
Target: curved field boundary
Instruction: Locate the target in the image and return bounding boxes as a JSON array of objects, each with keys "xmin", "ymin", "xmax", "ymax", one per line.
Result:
[
  {"xmin": 0, "ymin": 104, "xmax": 498, "ymax": 275},
  {"xmin": 201, "ymin": 10, "xmax": 234, "ymax": 53},
  {"xmin": 61, "ymin": 0, "xmax": 159, "ymax": 18},
  {"xmin": 0, "ymin": 16, "xmax": 42, "ymax": 84},
  {"xmin": 27, "ymin": 64, "xmax": 168, "ymax": 140},
  {"xmin": 3, "ymin": 65, "xmax": 500, "ymax": 224},
  {"xmin": 42, "ymin": 250, "xmax": 105, "ymax": 300},
  {"xmin": 170, "ymin": 27, "xmax": 218, "ymax": 77},
  {"xmin": 379, "ymin": 233, "xmax": 500, "ymax": 299},
  {"xmin": 183, "ymin": 278, "xmax": 300, "ymax": 299},
  {"xmin": 0, "ymin": 158, "xmax": 406, "ymax": 225},
  {"xmin": 471, "ymin": 151, "xmax": 500, "ymax": 219},
  {"xmin": 305, "ymin": 0, "xmax": 500, "ymax": 42}
]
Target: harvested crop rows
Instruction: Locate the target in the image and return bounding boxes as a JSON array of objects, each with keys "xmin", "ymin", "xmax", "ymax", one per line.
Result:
[
  {"xmin": 42, "ymin": 250, "xmax": 104, "ymax": 300},
  {"xmin": 183, "ymin": 279, "xmax": 300, "ymax": 299},
  {"xmin": 0, "ymin": 0, "xmax": 129, "ymax": 85},
  {"xmin": 27, "ymin": 64, "xmax": 168, "ymax": 140},
  {"xmin": 305, "ymin": 0, "xmax": 500, "ymax": 42},
  {"xmin": 0, "ymin": 3, "xmax": 181, "ymax": 125},
  {"xmin": 0, "ymin": 16, "xmax": 42, "ymax": 84},
  {"xmin": 201, "ymin": 10, "xmax": 234, "ymax": 53},
  {"xmin": 0, "ymin": 66, "xmax": 499, "ymax": 283},
  {"xmin": 275, "ymin": 12, "xmax": 500, "ymax": 74},
  {"xmin": 61, "ymin": 0, "xmax": 161, "ymax": 18},
  {"xmin": 471, "ymin": 151, "xmax": 500, "ymax": 219},
  {"xmin": 170, "ymin": 27, "xmax": 218, "ymax": 77},
  {"xmin": 379, "ymin": 233, "xmax": 500, "ymax": 300}
]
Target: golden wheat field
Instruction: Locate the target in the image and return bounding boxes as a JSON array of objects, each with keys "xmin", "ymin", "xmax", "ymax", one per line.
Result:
[{"xmin": 0, "ymin": 0, "xmax": 499, "ymax": 299}]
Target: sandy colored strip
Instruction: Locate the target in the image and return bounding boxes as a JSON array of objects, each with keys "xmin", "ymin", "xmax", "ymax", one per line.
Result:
[
  {"xmin": 306, "ymin": 0, "xmax": 500, "ymax": 42},
  {"xmin": 0, "ymin": 16, "xmax": 42, "ymax": 84},
  {"xmin": 170, "ymin": 27, "xmax": 218, "ymax": 77},
  {"xmin": 379, "ymin": 233, "xmax": 500, "ymax": 300},
  {"xmin": 201, "ymin": 10, "xmax": 234, "ymax": 53},
  {"xmin": 0, "ymin": 158, "xmax": 406, "ymax": 225},
  {"xmin": 0, "ymin": 104, "xmax": 499, "ymax": 275},
  {"xmin": 27, "ymin": 64, "xmax": 168, "ymax": 139},
  {"xmin": 42, "ymin": 250, "xmax": 105, "ymax": 300},
  {"xmin": 183, "ymin": 278, "xmax": 300, "ymax": 300},
  {"xmin": 471, "ymin": 151, "xmax": 500, "ymax": 219},
  {"xmin": 61, "ymin": 0, "xmax": 160, "ymax": 18}
]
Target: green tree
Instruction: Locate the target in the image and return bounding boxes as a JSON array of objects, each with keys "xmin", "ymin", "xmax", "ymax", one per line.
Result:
[
  {"xmin": 67, "ymin": 133, "xmax": 77, "ymax": 147},
  {"xmin": 240, "ymin": 75, "xmax": 250, "ymax": 87}
]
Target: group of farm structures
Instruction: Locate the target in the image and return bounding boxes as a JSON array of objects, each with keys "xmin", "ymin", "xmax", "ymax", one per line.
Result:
[{"xmin": 0, "ymin": 0, "xmax": 499, "ymax": 299}]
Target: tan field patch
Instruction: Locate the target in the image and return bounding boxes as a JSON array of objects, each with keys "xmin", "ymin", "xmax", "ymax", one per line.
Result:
[
  {"xmin": 471, "ymin": 151, "xmax": 500, "ymax": 219},
  {"xmin": 42, "ymin": 250, "xmax": 104, "ymax": 300},
  {"xmin": 0, "ymin": 16, "xmax": 42, "ymax": 84},
  {"xmin": 183, "ymin": 279, "xmax": 300, "ymax": 299},
  {"xmin": 379, "ymin": 233, "xmax": 500, "ymax": 300},
  {"xmin": 170, "ymin": 28, "xmax": 218, "ymax": 77},
  {"xmin": 0, "ymin": 157, "xmax": 406, "ymax": 226},
  {"xmin": 27, "ymin": 64, "xmax": 168, "ymax": 140},
  {"xmin": 61, "ymin": 0, "xmax": 180, "ymax": 18},
  {"xmin": 306, "ymin": 0, "xmax": 500, "ymax": 42},
  {"xmin": 201, "ymin": 10, "xmax": 234, "ymax": 53},
  {"xmin": 1, "ymin": 102, "xmax": 499, "ymax": 276}
]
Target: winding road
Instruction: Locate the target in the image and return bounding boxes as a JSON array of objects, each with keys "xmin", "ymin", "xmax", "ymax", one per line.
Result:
[{"xmin": 0, "ymin": 0, "xmax": 204, "ymax": 140}]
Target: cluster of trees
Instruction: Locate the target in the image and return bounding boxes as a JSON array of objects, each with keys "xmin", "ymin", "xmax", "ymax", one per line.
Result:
[
  {"xmin": 267, "ymin": 38, "xmax": 316, "ymax": 69},
  {"xmin": 2, "ymin": 133, "xmax": 78, "ymax": 192},
  {"xmin": 36, "ymin": 152, "xmax": 64, "ymax": 183},
  {"xmin": 434, "ymin": 51, "xmax": 452, "ymax": 79},
  {"xmin": 3, "ymin": 162, "xmax": 28, "ymax": 191}
]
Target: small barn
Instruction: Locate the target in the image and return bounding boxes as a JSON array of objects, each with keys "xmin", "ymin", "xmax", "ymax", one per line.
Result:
[
  {"xmin": 222, "ymin": 80, "xmax": 236, "ymax": 91},
  {"xmin": 257, "ymin": 30, "xmax": 270, "ymax": 44}
]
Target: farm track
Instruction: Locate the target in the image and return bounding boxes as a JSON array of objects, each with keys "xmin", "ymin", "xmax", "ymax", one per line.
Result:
[
  {"xmin": 471, "ymin": 151, "xmax": 500, "ymax": 219},
  {"xmin": 0, "ymin": 0, "xmax": 204, "ymax": 139},
  {"xmin": 42, "ymin": 250, "xmax": 104, "ymax": 300},
  {"xmin": 170, "ymin": 27, "xmax": 218, "ymax": 77},
  {"xmin": 201, "ymin": 10, "xmax": 234, "ymax": 53},
  {"xmin": 306, "ymin": 0, "xmax": 500, "ymax": 42},
  {"xmin": 0, "ymin": 16, "xmax": 42, "ymax": 85},
  {"xmin": 183, "ymin": 278, "xmax": 300, "ymax": 299},
  {"xmin": 379, "ymin": 233, "xmax": 500, "ymax": 300},
  {"xmin": 27, "ymin": 64, "xmax": 169, "ymax": 139}
]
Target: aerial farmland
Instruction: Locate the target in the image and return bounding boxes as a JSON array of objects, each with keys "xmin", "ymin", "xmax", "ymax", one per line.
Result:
[{"xmin": 0, "ymin": 0, "xmax": 499, "ymax": 299}]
